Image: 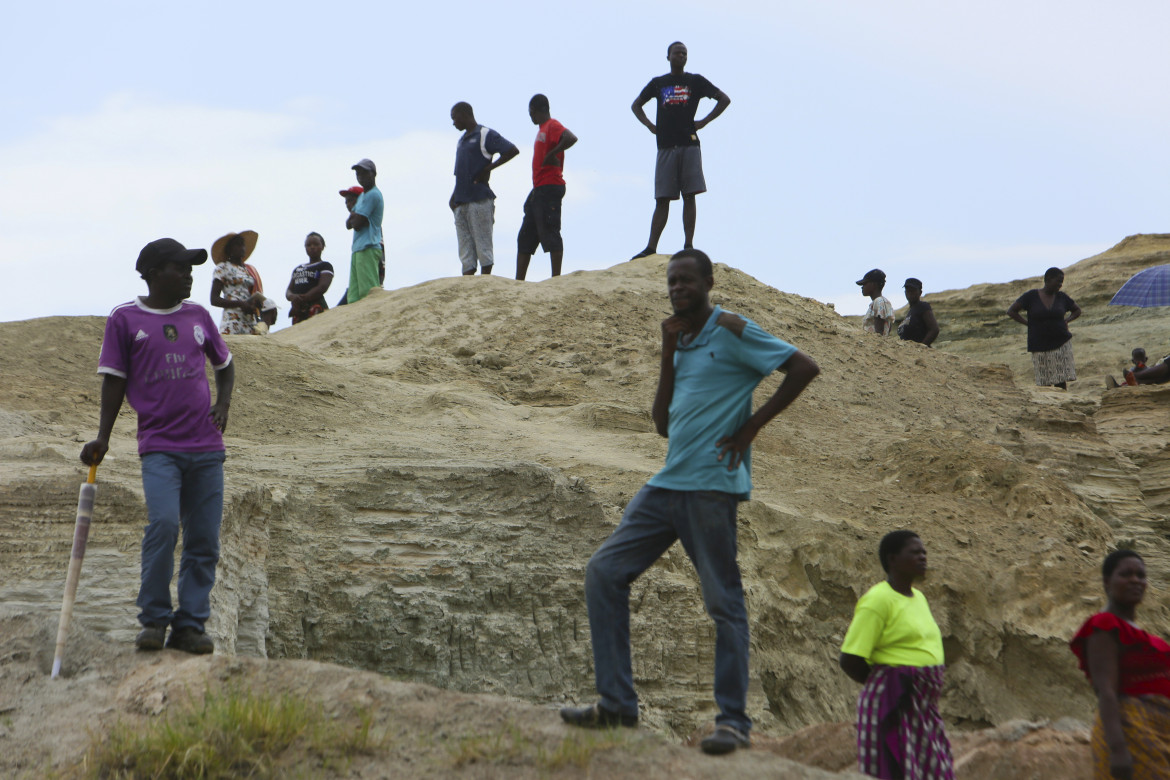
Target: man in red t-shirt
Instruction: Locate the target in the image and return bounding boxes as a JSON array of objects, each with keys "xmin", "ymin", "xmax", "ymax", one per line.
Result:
[{"xmin": 516, "ymin": 94, "xmax": 578, "ymax": 281}]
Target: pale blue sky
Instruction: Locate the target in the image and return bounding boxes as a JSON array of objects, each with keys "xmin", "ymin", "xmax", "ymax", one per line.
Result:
[{"xmin": 5, "ymin": 1, "xmax": 1169, "ymax": 326}]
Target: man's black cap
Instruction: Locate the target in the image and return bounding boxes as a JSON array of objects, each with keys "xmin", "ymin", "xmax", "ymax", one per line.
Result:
[
  {"xmin": 855, "ymin": 268, "xmax": 886, "ymax": 286},
  {"xmin": 903, "ymin": 277, "xmax": 923, "ymax": 289},
  {"xmin": 136, "ymin": 238, "xmax": 209, "ymax": 276}
]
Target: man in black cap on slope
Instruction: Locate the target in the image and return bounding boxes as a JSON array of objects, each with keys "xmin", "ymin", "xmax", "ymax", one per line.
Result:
[
  {"xmin": 897, "ymin": 278, "xmax": 939, "ymax": 346},
  {"xmin": 857, "ymin": 269, "xmax": 894, "ymax": 336},
  {"xmin": 81, "ymin": 238, "xmax": 235, "ymax": 655}
]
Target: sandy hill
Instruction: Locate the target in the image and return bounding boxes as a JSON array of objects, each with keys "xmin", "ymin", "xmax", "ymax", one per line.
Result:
[{"xmin": 1, "ymin": 244, "xmax": 1168, "ymax": 777}]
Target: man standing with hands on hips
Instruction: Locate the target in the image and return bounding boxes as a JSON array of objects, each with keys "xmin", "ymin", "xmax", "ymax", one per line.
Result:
[
  {"xmin": 561, "ymin": 249, "xmax": 819, "ymax": 756},
  {"xmin": 81, "ymin": 238, "xmax": 235, "ymax": 655},
  {"xmin": 516, "ymin": 93, "xmax": 578, "ymax": 281},
  {"xmin": 449, "ymin": 102, "xmax": 519, "ymax": 276},
  {"xmin": 630, "ymin": 42, "xmax": 730, "ymax": 260}
]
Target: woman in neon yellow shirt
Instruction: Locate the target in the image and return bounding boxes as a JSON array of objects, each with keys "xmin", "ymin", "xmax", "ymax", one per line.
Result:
[{"xmin": 839, "ymin": 530, "xmax": 954, "ymax": 780}]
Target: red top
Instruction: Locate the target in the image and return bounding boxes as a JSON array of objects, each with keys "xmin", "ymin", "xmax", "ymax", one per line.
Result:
[
  {"xmin": 1070, "ymin": 612, "xmax": 1170, "ymax": 698},
  {"xmin": 532, "ymin": 118, "xmax": 566, "ymax": 187}
]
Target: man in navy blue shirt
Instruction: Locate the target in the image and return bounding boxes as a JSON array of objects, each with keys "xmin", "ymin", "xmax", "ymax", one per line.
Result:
[
  {"xmin": 561, "ymin": 249, "xmax": 819, "ymax": 755},
  {"xmin": 449, "ymin": 102, "xmax": 519, "ymax": 276},
  {"xmin": 630, "ymin": 43, "xmax": 730, "ymax": 260}
]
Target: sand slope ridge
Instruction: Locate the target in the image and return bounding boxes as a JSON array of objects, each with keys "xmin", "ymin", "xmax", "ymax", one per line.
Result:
[{"xmin": 1, "ymin": 250, "xmax": 1167, "ymax": 776}]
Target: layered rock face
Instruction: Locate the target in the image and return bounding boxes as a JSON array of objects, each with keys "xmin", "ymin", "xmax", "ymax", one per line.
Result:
[{"xmin": 2, "ymin": 245, "xmax": 1167, "ymax": 744}]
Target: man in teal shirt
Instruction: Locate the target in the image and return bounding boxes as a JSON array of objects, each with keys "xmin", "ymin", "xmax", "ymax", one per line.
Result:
[
  {"xmin": 346, "ymin": 158, "xmax": 384, "ymax": 303},
  {"xmin": 561, "ymin": 249, "xmax": 819, "ymax": 755}
]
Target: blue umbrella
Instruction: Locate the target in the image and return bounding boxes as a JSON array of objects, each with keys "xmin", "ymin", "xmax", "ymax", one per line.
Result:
[{"xmin": 1109, "ymin": 265, "xmax": 1170, "ymax": 308}]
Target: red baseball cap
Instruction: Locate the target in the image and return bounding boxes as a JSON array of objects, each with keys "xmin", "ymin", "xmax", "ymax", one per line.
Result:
[{"xmin": 339, "ymin": 185, "xmax": 364, "ymax": 197}]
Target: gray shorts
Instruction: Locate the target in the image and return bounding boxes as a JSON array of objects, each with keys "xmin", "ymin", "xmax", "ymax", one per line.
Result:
[{"xmin": 654, "ymin": 145, "xmax": 707, "ymax": 200}]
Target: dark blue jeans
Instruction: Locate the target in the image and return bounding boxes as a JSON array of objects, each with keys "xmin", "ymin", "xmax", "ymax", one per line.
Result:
[
  {"xmin": 137, "ymin": 451, "xmax": 225, "ymax": 631},
  {"xmin": 584, "ymin": 485, "xmax": 751, "ymax": 732}
]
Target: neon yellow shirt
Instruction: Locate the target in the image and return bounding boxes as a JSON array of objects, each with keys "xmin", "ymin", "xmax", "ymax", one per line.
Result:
[{"xmin": 841, "ymin": 581, "xmax": 945, "ymax": 667}]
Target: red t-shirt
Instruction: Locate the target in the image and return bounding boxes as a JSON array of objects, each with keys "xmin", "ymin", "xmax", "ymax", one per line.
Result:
[
  {"xmin": 1070, "ymin": 612, "xmax": 1170, "ymax": 698},
  {"xmin": 532, "ymin": 118, "xmax": 566, "ymax": 187}
]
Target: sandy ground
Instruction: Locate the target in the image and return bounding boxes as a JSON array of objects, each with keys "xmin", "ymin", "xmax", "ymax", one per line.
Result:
[{"xmin": 2, "ymin": 237, "xmax": 1169, "ymax": 776}]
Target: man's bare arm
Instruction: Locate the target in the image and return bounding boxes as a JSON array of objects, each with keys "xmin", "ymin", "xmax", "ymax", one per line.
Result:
[
  {"xmin": 80, "ymin": 374, "xmax": 127, "ymax": 466},
  {"xmin": 716, "ymin": 350, "xmax": 820, "ymax": 469},
  {"xmin": 631, "ymin": 96, "xmax": 656, "ymax": 134},
  {"xmin": 651, "ymin": 317, "xmax": 689, "ymax": 436},
  {"xmin": 542, "ymin": 129, "xmax": 579, "ymax": 166},
  {"xmin": 694, "ymin": 90, "xmax": 730, "ymax": 131}
]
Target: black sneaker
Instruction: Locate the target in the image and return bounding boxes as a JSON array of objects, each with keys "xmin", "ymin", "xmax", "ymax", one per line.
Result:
[
  {"xmin": 700, "ymin": 724, "xmax": 750, "ymax": 755},
  {"xmin": 560, "ymin": 703, "xmax": 637, "ymax": 729},
  {"xmin": 135, "ymin": 624, "xmax": 167, "ymax": 651},
  {"xmin": 165, "ymin": 626, "xmax": 214, "ymax": 655}
]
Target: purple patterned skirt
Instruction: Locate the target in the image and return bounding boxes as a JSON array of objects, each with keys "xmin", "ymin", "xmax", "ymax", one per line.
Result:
[{"xmin": 856, "ymin": 664, "xmax": 954, "ymax": 780}]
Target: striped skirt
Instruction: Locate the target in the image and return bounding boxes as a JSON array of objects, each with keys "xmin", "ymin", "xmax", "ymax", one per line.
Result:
[
  {"xmin": 1031, "ymin": 339, "xmax": 1076, "ymax": 386},
  {"xmin": 1091, "ymin": 695, "xmax": 1170, "ymax": 779},
  {"xmin": 857, "ymin": 664, "xmax": 954, "ymax": 780}
]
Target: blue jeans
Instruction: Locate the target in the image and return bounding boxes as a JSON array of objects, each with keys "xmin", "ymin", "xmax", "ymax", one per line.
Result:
[
  {"xmin": 584, "ymin": 485, "xmax": 751, "ymax": 732},
  {"xmin": 138, "ymin": 451, "xmax": 225, "ymax": 631}
]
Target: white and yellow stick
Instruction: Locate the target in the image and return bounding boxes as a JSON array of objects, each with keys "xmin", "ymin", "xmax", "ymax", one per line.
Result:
[{"xmin": 51, "ymin": 463, "xmax": 98, "ymax": 679}]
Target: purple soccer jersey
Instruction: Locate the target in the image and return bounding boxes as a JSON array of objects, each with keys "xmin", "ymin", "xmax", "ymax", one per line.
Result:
[{"xmin": 97, "ymin": 300, "xmax": 232, "ymax": 455}]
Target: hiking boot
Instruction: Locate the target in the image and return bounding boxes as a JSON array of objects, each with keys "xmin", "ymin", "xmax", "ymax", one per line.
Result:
[
  {"xmin": 560, "ymin": 703, "xmax": 637, "ymax": 729},
  {"xmin": 135, "ymin": 624, "xmax": 167, "ymax": 651},
  {"xmin": 165, "ymin": 626, "xmax": 214, "ymax": 655},
  {"xmin": 700, "ymin": 724, "xmax": 751, "ymax": 755}
]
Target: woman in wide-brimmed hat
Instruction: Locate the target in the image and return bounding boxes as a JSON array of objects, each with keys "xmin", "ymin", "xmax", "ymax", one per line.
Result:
[{"xmin": 210, "ymin": 231, "xmax": 264, "ymax": 335}]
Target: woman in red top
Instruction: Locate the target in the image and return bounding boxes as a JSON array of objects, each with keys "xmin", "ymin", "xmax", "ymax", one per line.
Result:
[{"xmin": 1070, "ymin": 550, "xmax": 1170, "ymax": 779}]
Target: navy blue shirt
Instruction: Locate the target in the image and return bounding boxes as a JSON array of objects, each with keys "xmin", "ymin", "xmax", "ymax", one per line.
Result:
[{"xmin": 452, "ymin": 125, "xmax": 514, "ymax": 205}]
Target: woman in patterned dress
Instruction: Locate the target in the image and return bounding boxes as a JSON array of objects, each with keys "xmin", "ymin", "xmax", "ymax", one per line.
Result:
[
  {"xmin": 1007, "ymin": 267, "xmax": 1082, "ymax": 389},
  {"xmin": 839, "ymin": 531, "xmax": 954, "ymax": 780},
  {"xmin": 210, "ymin": 231, "xmax": 264, "ymax": 335},
  {"xmin": 1070, "ymin": 550, "xmax": 1170, "ymax": 779}
]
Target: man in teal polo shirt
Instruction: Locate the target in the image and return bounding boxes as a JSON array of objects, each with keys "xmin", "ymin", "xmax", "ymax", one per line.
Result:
[
  {"xmin": 346, "ymin": 158, "xmax": 384, "ymax": 303},
  {"xmin": 561, "ymin": 249, "xmax": 820, "ymax": 755}
]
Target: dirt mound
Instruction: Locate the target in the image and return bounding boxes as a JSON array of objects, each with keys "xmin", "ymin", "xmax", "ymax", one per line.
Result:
[
  {"xmin": 1, "ymin": 614, "xmax": 870, "ymax": 779},
  {"xmin": 2, "ymin": 250, "xmax": 1168, "ymax": 775},
  {"xmin": 765, "ymin": 719, "xmax": 1092, "ymax": 780}
]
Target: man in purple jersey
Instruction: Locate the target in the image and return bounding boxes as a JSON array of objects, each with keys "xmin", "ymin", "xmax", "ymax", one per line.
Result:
[{"xmin": 81, "ymin": 238, "xmax": 235, "ymax": 655}]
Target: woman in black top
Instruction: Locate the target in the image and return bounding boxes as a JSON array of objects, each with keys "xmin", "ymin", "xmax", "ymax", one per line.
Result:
[
  {"xmin": 285, "ymin": 232, "xmax": 334, "ymax": 324},
  {"xmin": 1007, "ymin": 267, "xmax": 1082, "ymax": 389}
]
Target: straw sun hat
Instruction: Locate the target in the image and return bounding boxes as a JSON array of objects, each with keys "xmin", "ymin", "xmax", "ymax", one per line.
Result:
[{"xmin": 211, "ymin": 230, "xmax": 259, "ymax": 264}]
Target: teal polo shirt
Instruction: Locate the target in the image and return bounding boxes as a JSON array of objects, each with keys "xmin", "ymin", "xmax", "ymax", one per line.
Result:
[
  {"xmin": 647, "ymin": 306, "xmax": 797, "ymax": 500},
  {"xmin": 352, "ymin": 186, "xmax": 384, "ymax": 251}
]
